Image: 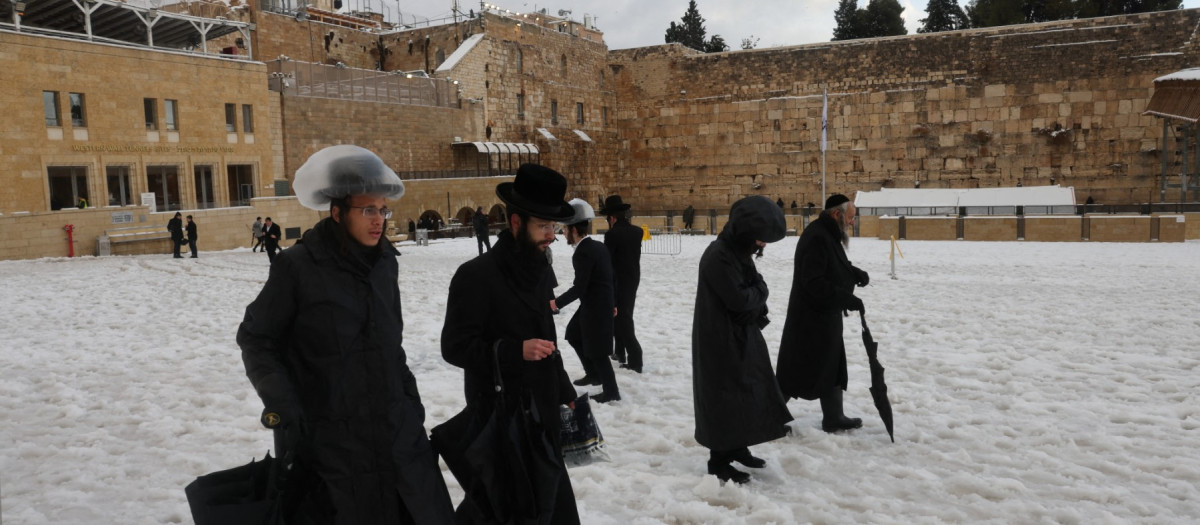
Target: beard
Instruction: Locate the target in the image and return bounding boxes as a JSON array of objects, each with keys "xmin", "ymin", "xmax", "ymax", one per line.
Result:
[
  {"xmin": 836, "ymin": 215, "xmax": 852, "ymax": 250},
  {"xmin": 516, "ymin": 223, "xmax": 552, "ymax": 254}
]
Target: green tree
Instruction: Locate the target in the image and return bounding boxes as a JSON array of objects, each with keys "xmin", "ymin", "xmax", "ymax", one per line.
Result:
[
  {"xmin": 965, "ymin": 0, "xmax": 1026, "ymax": 27},
  {"xmin": 664, "ymin": 1, "xmax": 709, "ymax": 51},
  {"xmin": 863, "ymin": 0, "xmax": 908, "ymax": 37},
  {"xmin": 919, "ymin": 0, "xmax": 969, "ymax": 33},
  {"xmin": 705, "ymin": 34, "xmax": 730, "ymax": 52},
  {"xmin": 740, "ymin": 35, "xmax": 760, "ymax": 50},
  {"xmin": 833, "ymin": 0, "xmax": 864, "ymax": 40},
  {"xmin": 1076, "ymin": 0, "xmax": 1181, "ymax": 18}
]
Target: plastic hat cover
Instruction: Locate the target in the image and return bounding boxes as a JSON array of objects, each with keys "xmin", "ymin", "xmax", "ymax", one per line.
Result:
[
  {"xmin": 567, "ymin": 198, "xmax": 596, "ymax": 224},
  {"xmin": 293, "ymin": 145, "xmax": 405, "ymax": 210}
]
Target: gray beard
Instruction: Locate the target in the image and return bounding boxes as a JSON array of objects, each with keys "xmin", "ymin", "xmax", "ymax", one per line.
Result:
[{"xmin": 836, "ymin": 216, "xmax": 851, "ymax": 250}]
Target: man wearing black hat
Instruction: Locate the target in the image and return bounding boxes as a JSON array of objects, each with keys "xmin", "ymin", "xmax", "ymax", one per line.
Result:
[
  {"xmin": 600, "ymin": 195, "xmax": 645, "ymax": 373},
  {"xmin": 776, "ymin": 194, "xmax": 870, "ymax": 433},
  {"xmin": 166, "ymin": 212, "xmax": 185, "ymax": 258},
  {"xmin": 442, "ymin": 163, "xmax": 580, "ymax": 523}
]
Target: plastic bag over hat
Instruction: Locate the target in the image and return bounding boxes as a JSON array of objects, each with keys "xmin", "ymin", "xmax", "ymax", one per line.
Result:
[
  {"xmin": 566, "ymin": 198, "xmax": 595, "ymax": 225},
  {"xmin": 293, "ymin": 145, "xmax": 405, "ymax": 211}
]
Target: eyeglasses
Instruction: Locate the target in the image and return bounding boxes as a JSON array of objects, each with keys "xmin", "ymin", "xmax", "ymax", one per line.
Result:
[
  {"xmin": 350, "ymin": 206, "xmax": 393, "ymax": 220},
  {"xmin": 530, "ymin": 221, "xmax": 559, "ymax": 233}
]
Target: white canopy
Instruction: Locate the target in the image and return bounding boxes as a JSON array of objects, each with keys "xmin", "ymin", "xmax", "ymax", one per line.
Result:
[{"xmin": 856, "ymin": 186, "xmax": 1076, "ymax": 209}]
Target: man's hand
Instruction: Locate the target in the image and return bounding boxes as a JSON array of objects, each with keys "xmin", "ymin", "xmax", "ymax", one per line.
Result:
[
  {"xmin": 854, "ymin": 267, "xmax": 870, "ymax": 287},
  {"xmin": 549, "ymin": 299, "xmax": 558, "ymax": 313},
  {"xmin": 845, "ymin": 295, "xmax": 865, "ymax": 313},
  {"xmin": 522, "ymin": 339, "xmax": 556, "ymax": 361},
  {"xmin": 613, "ymin": 307, "xmax": 618, "ymax": 317}
]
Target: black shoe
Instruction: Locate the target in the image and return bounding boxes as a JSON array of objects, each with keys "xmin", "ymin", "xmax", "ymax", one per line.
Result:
[
  {"xmin": 730, "ymin": 448, "xmax": 766, "ymax": 469},
  {"xmin": 821, "ymin": 416, "xmax": 863, "ymax": 433},
  {"xmin": 572, "ymin": 376, "xmax": 601, "ymax": 386},
  {"xmin": 610, "ymin": 354, "xmax": 626, "ymax": 364},
  {"xmin": 190, "ymin": 256, "xmax": 198, "ymax": 258},
  {"xmin": 619, "ymin": 363, "xmax": 642, "ymax": 374},
  {"xmin": 173, "ymin": 255, "xmax": 183, "ymax": 258},
  {"xmin": 706, "ymin": 460, "xmax": 750, "ymax": 484},
  {"xmin": 593, "ymin": 391, "xmax": 621, "ymax": 404}
]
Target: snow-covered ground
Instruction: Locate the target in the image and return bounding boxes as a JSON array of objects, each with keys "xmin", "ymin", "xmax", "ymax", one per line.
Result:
[{"xmin": 2, "ymin": 235, "xmax": 1199, "ymax": 524}]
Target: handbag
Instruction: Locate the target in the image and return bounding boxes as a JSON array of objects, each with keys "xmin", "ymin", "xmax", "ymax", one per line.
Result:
[
  {"xmin": 431, "ymin": 342, "xmax": 563, "ymax": 522},
  {"xmin": 560, "ymin": 393, "xmax": 609, "ymax": 466}
]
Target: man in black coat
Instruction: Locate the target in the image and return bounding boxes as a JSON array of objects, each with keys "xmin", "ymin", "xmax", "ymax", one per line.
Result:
[
  {"xmin": 184, "ymin": 215, "xmax": 198, "ymax": 258},
  {"xmin": 442, "ymin": 163, "xmax": 580, "ymax": 524},
  {"xmin": 776, "ymin": 194, "xmax": 870, "ymax": 434},
  {"xmin": 552, "ymin": 198, "xmax": 620, "ymax": 403},
  {"xmin": 238, "ymin": 145, "xmax": 454, "ymax": 525},
  {"xmin": 473, "ymin": 206, "xmax": 492, "ymax": 254},
  {"xmin": 693, "ymin": 195, "xmax": 794, "ymax": 484},
  {"xmin": 166, "ymin": 212, "xmax": 184, "ymax": 258},
  {"xmin": 600, "ymin": 195, "xmax": 644, "ymax": 372},
  {"xmin": 262, "ymin": 217, "xmax": 282, "ymax": 263}
]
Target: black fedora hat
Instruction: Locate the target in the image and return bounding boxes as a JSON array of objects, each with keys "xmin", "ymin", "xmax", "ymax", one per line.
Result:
[
  {"xmin": 599, "ymin": 195, "xmax": 631, "ymax": 215},
  {"xmin": 496, "ymin": 164, "xmax": 575, "ymax": 221}
]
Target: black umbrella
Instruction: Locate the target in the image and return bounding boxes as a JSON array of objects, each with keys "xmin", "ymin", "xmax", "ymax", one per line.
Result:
[{"xmin": 859, "ymin": 311, "xmax": 895, "ymax": 443}]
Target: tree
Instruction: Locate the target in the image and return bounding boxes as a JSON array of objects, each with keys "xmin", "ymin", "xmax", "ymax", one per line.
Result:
[
  {"xmin": 664, "ymin": 1, "xmax": 709, "ymax": 51},
  {"xmin": 741, "ymin": 35, "xmax": 760, "ymax": 50},
  {"xmin": 862, "ymin": 0, "xmax": 908, "ymax": 37},
  {"xmin": 1076, "ymin": 0, "xmax": 1181, "ymax": 18},
  {"xmin": 918, "ymin": 0, "xmax": 969, "ymax": 33},
  {"xmin": 833, "ymin": 0, "xmax": 864, "ymax": 40},
  {"xmin": 965, "ymin": 0, "xmax": 1026, "ymax": 28},
  {"xmin": 705, "ymin": 34, "xmax": 730, "ymax": 52}
]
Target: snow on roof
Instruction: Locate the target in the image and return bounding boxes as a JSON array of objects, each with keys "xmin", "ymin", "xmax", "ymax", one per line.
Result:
[
  {"xmin": 435, "ymin": 33, "xmax": 484, "ymax": 74},
  {"xmin": 855, "ymin": 186, "xmax": 1075, "ymax": 208},
  {"xmin": 1155, "ymin": 68, "xmax": 1200, "ymax": 82}
]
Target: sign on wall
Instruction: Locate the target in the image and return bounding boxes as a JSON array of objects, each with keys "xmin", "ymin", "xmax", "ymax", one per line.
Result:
[
  {"xmin": 110, "ymin": 211, "xmax": 134, "ymax": 225},
  {"xmin": 141, "ymin": 193, "xmax": 156, "ymax": 213}
]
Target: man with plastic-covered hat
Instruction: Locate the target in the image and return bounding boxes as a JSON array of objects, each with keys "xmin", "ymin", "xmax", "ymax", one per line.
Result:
[
  {"xmin": 237, "ymin": 145, "xmax": 454, "ymax": 524},
  {"xmin": 441, "ymin": 163, "xmax": 581, "ymax": 524}
]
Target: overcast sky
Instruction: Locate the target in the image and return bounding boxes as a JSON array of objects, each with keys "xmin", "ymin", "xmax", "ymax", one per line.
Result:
[{"xmin": 381, "ymin": 1, "xmax": 1200, "ymax": 50}]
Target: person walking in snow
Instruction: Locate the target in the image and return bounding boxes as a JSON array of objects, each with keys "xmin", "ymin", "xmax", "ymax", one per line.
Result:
[
  {"xmin": 262, "ymin": 217, "xmax": 282, "ymax": 263},
  {"xmin": 553, "ymin": 198, "xmax": 620, "ymax": 403},
  {"xmin": 251, "ymin": 217, "xmax": 264, "ymax": 252},
  {"xmin": 440, "ymin": 163, "xmax": 581, "ymax": 523},
  {"xmin": 473, "ymin": 206, "xmax": 492, "ymax": 254},
  {"xmin": 238, "ymin": 145, "xmax": 454, "ymax": 524},
  {"xmin": 776, "ymin": 194, "xmax": 870, "ymax": 434},
  {"xmin": 601, "ymin": 195, "xmax": 644, "ymax": 372},
  {"xmin": 692, "ymin": 195, "xmax": 794, "ymax": 484}
]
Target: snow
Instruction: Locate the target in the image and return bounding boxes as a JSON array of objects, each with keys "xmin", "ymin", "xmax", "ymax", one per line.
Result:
[
  {"xmin": 3, "ymin": 235, "xmax": 1200, "ymax": 524},
  {"xmin": 435, "ymin": 33, "xmax": 484, "ymax": 74},
  {"xmin": 856, "ymin": 186, "xmax": 1076, "ymax": 208},
  {"xmin": 1156, "ymin": 68, "xmax": 1200, "ymax": 82}
]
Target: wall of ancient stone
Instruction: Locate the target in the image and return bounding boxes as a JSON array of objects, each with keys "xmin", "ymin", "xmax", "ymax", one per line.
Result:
[{"xmin": 607, "ymin": 10, "xmax": 1200, "ymax": 210}]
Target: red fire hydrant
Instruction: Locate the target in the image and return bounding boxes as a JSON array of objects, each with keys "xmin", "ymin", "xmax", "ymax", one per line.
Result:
[{"xmin": 64, "ymin": 224, "xmax": 75, "ymax": 257}]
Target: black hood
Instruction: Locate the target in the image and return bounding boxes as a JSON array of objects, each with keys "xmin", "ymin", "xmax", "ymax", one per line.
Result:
[{"xmin": 718, "ymin": 196, "xmax": 787, "ymax": 251}]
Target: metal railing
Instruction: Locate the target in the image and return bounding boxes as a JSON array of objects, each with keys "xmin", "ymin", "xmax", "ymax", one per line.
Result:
[{"xmin": 267, "ymin": 60, "xmax": 459, "ymax": 108}]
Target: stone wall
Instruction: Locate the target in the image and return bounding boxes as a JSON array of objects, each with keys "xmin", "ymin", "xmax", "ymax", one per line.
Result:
[{"xmin": 608, "ymin": 10, "xmax": 1200, "ymax": 211}]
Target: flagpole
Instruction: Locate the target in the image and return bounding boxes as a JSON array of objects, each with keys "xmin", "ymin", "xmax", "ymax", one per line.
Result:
[{"xmin": 821, "ymin": 87, "xmax": 828, "ymax": 205}]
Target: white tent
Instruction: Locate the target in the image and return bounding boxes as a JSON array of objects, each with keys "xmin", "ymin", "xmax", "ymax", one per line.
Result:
[{"xmin": 855, "ymin": 186, "xmax": 1076, "ymax": 215}]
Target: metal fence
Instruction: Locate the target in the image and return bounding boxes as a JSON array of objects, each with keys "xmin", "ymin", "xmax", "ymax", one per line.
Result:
[
  {"xmin": 267, "ymin": 60, "xmax": 459, "ymax": 108},
  {"xmin": 641, "ymin": 226, "xmax": 681, "ymax": 256}
]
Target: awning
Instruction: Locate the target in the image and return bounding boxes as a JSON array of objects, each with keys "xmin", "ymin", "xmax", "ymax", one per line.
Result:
[
  {"xmin": 4, "ymin": 0, "xmax": 249, "ymax": 51},
  {"xmin": 536, "ymin": 128, "xmax": 558, "ymax": 141},
  {"xmin": 1144, "ymin": 69, "xmax": 1200, "ymax": 123},
  {"xmin": 572, "ymin": 130, "xmax": 593, "ymax": 142},
  {"xmin": 452, "ymin": 142, "xmax": 540, "ymax": 154}
]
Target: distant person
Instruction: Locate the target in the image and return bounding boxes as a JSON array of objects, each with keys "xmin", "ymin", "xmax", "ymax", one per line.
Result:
[
  {"xmin": 776, "ymin": 197, "xmax": 784, "ymax": 209},
  {"xmin": 776, "ymin": 194, "xmax": 869, "ymax": 434},
  {"xmin": 184, "ymin": 215, "xmax": 198, "ymax": 258},
  {"xmin": 682, "ymin": 204, "xmax": 695, "ymax": 230},
  {"xmin": 601, "ymin": 195, "xmax": 644, "ymax": 372},
  {"xmin": 1086, "ymin": 196, "xmax": 1095, "ymax": 205},
  {"xmin": 77, "ymin": 198, "xmax": 88, "ymax": 209},
  {"xmin": 167, "ymin": 212, "xmax": 185, "ymax": 259},
  {"xmin": 790, "ymin": 200, "xmax": 798, "ymax": 210},
  {"xmin": 692, "ymin": 195, "xmax": 793, "ymax": 484},
  {"xmin": 262, "ymin": 217, "xmax": 282, "ymax": 263},
  {"xmin": 407, "ymin": 217, "xmax": 416, "ymax": 242},
  {"xmin": 251, "ymin": 217, "xmax": 264, "ymax": 252},
  {"xmin": 239, "ymin": 144, "xmax": 454, "ymax": 523},
  {"xmin": 553, "ymin": 198, "xmax": 620, "ymax": 403},
  {"xmin": 473, "ymin": 206, "xmax": 492, "ymax": 254}
]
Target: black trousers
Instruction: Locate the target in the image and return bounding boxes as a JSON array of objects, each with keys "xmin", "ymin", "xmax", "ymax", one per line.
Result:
[
  {"xmin": 476, "ymin": 232, "xmax": 491, "ymax": 254},
  {"xmin": 566, "ymin": 313, "xmax": 618, "ymax": 396},
  {"xmin": 613, "ymin": 293, "xmax": 643, "ymax": 369}
]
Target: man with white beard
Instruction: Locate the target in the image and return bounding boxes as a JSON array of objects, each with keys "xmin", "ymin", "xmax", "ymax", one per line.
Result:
[{"xmin": 775, "ymin": 194, "xmax": 870, "ymax": 434}]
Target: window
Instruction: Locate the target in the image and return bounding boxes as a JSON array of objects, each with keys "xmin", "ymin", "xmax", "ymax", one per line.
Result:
[
  {"xmin": 106, "ymin": 166, "xmax": 133, "ymax": 206},
  {"xmin": 225, "ymin": 103, "xmax": 237, "ymax": 132},
  {"xmin": 560, "ymin": 54, "xmax": 567, "ymax": 77},
  {"xmin": 68, "ymin": 93, "xmax": 87, "ymax": 127},
  {"xmin": 227, "ymin": 164, "xmax": 254, "ymax": 207},
  {"xmin": 576, "ymin": 102, "xmax": 584, "ymax": 124},
  {"xmin": 48, "ymin": 166, "xmax": 89, "ymax": 210},
  {"xmin": 516, "ymin": 48, "xmax": 523, "ymax": 73},
  {"xmin": 551, "ymin": 99, "xmax": 558, "ymax": 124},
  {"xmin": 144, "ymin": 98, "xmax": 157, "ymax": 130},
  {"xmin": 602, "ymin": 106, "xmax": 609, "ymax": 126},
  {"xmin": 194, "ymin": 165, "xmax": 215, "ymax": 209},
  {"xmin": 147, "ymin": 165, "xmax": 182, "ymax": 211},
  {"xmin": 435, "ymin": 48, "xmax": 446, "ymax": 66},
  {"xmin": 242, "ymin": 104, "xmax": 254, "ymax": 133},
  {"xmin": 43, "ymin": 91, "xmax": 61, "ymax": 127},
  {"xmin": 516, "ymin": 93, "xmax": 524, "ymax": 118},
  {"xmin": 164, "ymin": 99, "xmax": 178, "ymax": 130}
]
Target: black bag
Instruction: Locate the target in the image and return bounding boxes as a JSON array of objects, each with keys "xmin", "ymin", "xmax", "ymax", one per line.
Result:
[
  {"xmin": 185, "ymin": 452, "xmax": 285, "ymax": 525},
  {"xmin": 560, "ymin": 393, "xmax": 607, "ymax": 466},
  {"xmin": 430, "ymin": 343, "xmax": 563, "ymax": 523}
]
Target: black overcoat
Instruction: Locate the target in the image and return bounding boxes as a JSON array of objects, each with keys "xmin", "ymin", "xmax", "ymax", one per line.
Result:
[
  {"xmin": 555, "ymin": 236, "xmax": 615, "ymax": 358},
  {"xmin": 167, "ymin": 217, "xmax": 184, "ymax": 242},
  {"xmin": 603, "ymin": 219, "xmax": 642, "ymax": 309},
  {"xmin": 238, "ymin": 218, "xmax": 454, "ymax": 525},
  {"xmin": 263, "ymin": 223, "xmax": 282, "ymax": 250},
  {"xmin": 776, "ymin": 213, "xmax": 864, "ymax": 400},
  {"xmin": 692, "ymin": 196, "xmax": 794, "ymax": 452},
  {"xmin": 442, "ymin": 230, "xmax": 579, "ymax": 524}
]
